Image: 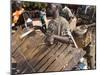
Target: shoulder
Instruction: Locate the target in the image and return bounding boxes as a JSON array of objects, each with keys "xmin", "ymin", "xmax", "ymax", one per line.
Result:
[
  {"xmin": 48, "ymin": 19, "xmax": 57, "ymax": 27},
  {"xmin": 59, "ymin": 16, "xmax": 70, "ymax": 29},
  {"xmin": 59, "ymin": 16, "xmax": 69, "ymax": 24}
]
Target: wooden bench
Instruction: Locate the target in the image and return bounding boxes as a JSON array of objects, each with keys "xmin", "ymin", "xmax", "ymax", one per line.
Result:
[{"xmin": 12, "ymin": 28, "xmax": 85, "ymax": 74}]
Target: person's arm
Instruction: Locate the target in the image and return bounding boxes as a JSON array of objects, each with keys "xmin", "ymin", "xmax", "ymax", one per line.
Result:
[
  {"xmin": 49, "ymin": 17, "xmax": 72, "ymax": 44},
  {"xmin": 54, "ymin": 34, "xmax": 70, "ymax": 42},
  {"xmin": 49, "ymin": 34, "xmax": 72, "ymax": 44}
]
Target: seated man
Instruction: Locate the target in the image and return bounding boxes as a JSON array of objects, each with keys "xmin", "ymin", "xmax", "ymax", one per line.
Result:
[
  {"xmin": 45, "ymin": 4, "xmax": 72, "ymax": 45},
  {"xmin": 61, "ymin": 5, "xmax": 74, "ymax": 21},
  {"xmin": 61, "ymin": 5, "xmax": 77, "ymax": 31}
]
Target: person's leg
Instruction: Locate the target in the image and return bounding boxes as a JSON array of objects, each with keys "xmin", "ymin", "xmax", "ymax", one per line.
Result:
[
  {"xmin": 89, "ymin": 44, "xmax": 96, "ymax": 69},
  {"xmin": 41, "ymin": 19, "xmax": 47, "ymax": 33},
  {"xmin": 41, "ymin": 24, "xmax": 46, "ymax": 33}
]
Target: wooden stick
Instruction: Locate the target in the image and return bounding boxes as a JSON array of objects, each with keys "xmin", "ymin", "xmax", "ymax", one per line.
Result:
[
  {"xmin": 20, "ymin": 29, "xmax": 34, "ymax": 39},
  {"xmin": 67, "ymin": 30, "xmax": 78, "ymax": 48}
]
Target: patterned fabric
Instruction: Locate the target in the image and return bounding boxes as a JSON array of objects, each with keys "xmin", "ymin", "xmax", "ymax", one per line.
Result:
[
  {"xmin": 74, "ymin": 31, "xmax": 92, "ymax": 48},
  {"xmin": 46, "ymin": 16, "xmax": 70, "ymax": 36}
]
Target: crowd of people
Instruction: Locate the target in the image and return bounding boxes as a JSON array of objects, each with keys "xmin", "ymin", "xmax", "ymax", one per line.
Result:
[{"xmin": 11, "ymin": 0, "xmax": 96, "ymax": 71}]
